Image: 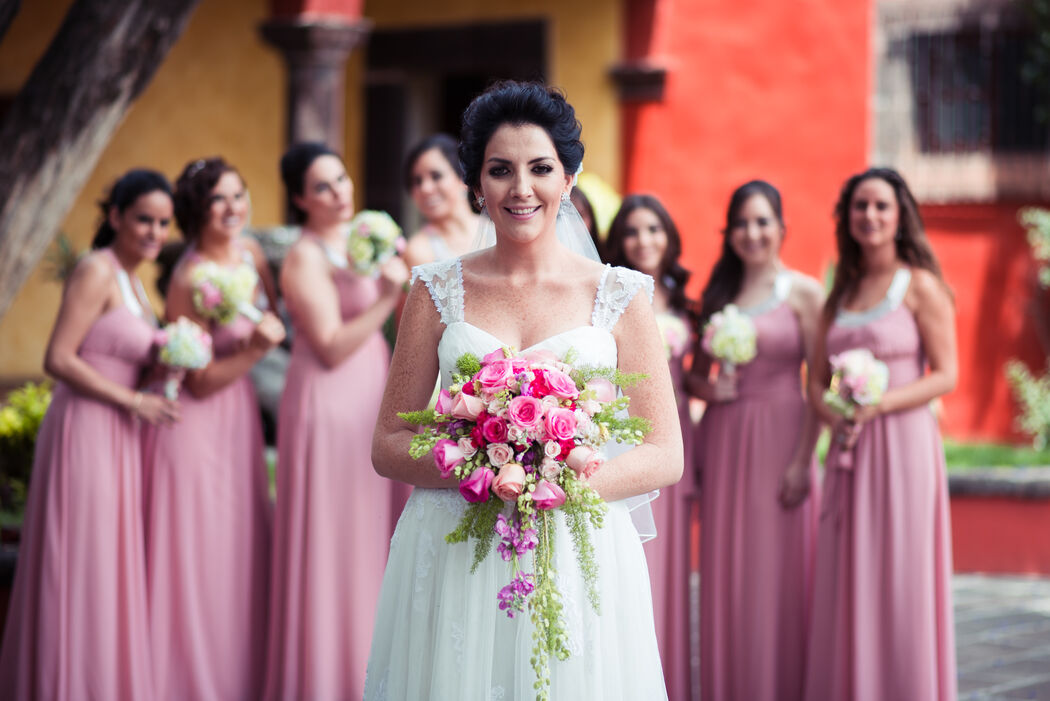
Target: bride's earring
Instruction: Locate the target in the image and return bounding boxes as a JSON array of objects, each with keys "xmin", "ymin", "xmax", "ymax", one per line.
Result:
[
  {"xmin": 561, "ymin": 191, "xmax": 571, "ymax": 202},
  {"xmin": 477, "ymin": 195, "xmax": 486, "ymax": 209}
]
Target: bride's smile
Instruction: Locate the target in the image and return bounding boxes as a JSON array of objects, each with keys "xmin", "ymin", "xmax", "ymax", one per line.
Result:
[{"xmin": 478, "ymin": 123, "xmax": 573, "ymax": 246}]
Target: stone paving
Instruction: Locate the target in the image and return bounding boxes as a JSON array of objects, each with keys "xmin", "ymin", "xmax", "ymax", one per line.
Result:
[{"xmin": 955, "ymin": 574, "xmax": 1050, "ymax": 700}]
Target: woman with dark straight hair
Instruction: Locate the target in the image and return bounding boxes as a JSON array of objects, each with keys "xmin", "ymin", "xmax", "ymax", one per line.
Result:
[
  {"xmin": 804, "ymin": 167, "xmax": 957, "ymax": 701},
  {"xmin": 0, "ymin": 169, "xmax": 178, "ymax": 700},
  {"xmin": 688, "ymin": 179, "xmax": 823, "ymax": 701}
]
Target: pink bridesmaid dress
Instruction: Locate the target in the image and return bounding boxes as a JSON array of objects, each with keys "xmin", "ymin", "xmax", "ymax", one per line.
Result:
[
  {"xmin": 804, "ymin": 267, "xmax": 957, "ymax": 701},
  {"xmin": 264, "ymin": 238, "xmax": 398, "ymax": 700},
  {"xmin": 643, "ymin": 310, "xmax": 699, "ymax": 700},
  {"xmin": 143, "ymin": 251, "xmax": 272, "ymax": 700},
  {"xmin": 696, "ymin": 272, "xmax": 820, "ymax": 701},
  {"xmin": 0, "ymin": 249, "xmax": 155, "ymax": 700}
]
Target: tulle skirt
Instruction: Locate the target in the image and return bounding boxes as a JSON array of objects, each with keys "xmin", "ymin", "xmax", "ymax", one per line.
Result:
[{"xmin": 363, "ymin": 488, "xmax": 668, "ymax": 700}]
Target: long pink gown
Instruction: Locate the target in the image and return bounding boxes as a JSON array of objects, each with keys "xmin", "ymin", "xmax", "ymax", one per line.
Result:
[
  {"xmin": 643, "ymin": 310, "xmax": 699, "ymax": 700},
  {"xmin": 0, "ymin": 251, "xmax": 154, "ymax": 700},
  {"xmin": 264, "ymin": 239, "xmax": 396, "ymax": 700},
  {"xmin": 143, "ymin": 254, "xmax": 272, "ymax": 700},
  {"xmin": 804, "ymin": 268, "xmax": 957, "ymax": 701},
  {"xmin": 696, "ymin": 276, "xmax": 820, "ymax": 701}
]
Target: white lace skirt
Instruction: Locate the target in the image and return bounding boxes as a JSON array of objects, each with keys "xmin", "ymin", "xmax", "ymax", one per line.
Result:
[{"xmin": 363, "ymin": 488, "xmax": 668, "ymax": 701}]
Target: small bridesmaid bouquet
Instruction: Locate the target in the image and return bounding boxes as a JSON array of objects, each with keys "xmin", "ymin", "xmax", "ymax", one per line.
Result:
[
  {"xmin": 701, "ymin": 304, "xmax": 757, "ymax": 373},
  {"xmin": 823, "ymin": 348, "xmax": 889, "ymax": 469},
  {"xmin": 656, "ymin": 313, "xmax": 690, "ymax": 360},
  {"xmin": 189, "ymin": 261, "xmax": 262, "ymax": 325},
  {"xmin": 346, "ymin": 209, "xmax": 406, "ymax": 277},
  {"xmin": 155, "ymin": 317, "xmax": 213, "ymax": 399}
]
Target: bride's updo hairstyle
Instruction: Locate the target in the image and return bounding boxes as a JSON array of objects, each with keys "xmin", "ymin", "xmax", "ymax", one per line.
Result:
[{"xmin": 458, "ymin": 81, "xmax": 584, "ymax": 199}]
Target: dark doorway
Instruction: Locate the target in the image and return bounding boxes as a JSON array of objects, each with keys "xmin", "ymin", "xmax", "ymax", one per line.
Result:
[{"xmin": 363, "ymin": 20, "xmax": 547, "ymax": 228}]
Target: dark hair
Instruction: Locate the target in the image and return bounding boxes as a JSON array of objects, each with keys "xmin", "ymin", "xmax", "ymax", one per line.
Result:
[
  {"xmin": 697, "ymin": 180, "xmax": 785, "ymax": 325},
  {"xmin": 823, "ymin": 167, "xmax": 947, "ymax": 324},
  {"xmin": 569, "ymin": 186, "xmax": 604, "ymax": 260},
  {"xmin": 459, "ymin": 80, "xmax": 583, "ymax": 198},
  {"xmin": 173, "ymin": 157, "xmax": 244, "ymax": 242},
  {"xmin": 280, "ymin": 142, "xmax": 340, "ymax": 224},
  {"xmin": 403, "ymin": 133, "xmax": 464, "ymax": 191},
  {"xmin": 606, "ymin": 194, "xmax": 692, "ymax": 315},
  {"xmin": 92, "ymin": 169, "xmax": 173, "ymax": 249}
]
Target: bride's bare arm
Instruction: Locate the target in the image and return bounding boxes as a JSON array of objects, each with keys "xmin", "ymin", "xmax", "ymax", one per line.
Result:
[
  {"xmin": 371, "ymin": 278, "xmax": 452, "ymax": 488},
  {"xmin": 589, "ymin": 290, "xmax": 684, "ymax": 502}
]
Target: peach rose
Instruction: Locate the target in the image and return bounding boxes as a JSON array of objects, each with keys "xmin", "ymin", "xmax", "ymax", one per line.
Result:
[{"xmin": 492, "ymin": 462, "xmax": 526, "ymax": 501}]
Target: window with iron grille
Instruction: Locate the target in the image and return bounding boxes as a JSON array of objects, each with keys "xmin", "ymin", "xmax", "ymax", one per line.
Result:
[{"xmin": 908, "ymin": 28, "xmax": 1048, "ymax": 154}]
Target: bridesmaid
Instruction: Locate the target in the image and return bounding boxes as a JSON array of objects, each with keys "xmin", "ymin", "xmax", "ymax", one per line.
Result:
[
  {"xmin": 804, "ymin": 168, "xmax": 957, "ymax": 701},
  {"xmin": 688, "ymin": 180, "xmax": 823, "ymax": 701},
  {"xmin": 0, "ymin": 170, "xmax": 179, "ymax": 700},
  {"xmin": 604, "ymin": 194, "xmax": 695, "ymax": 699},
  {"xmin": 401, "ymin": 133, "xmax": 479, "ymax": 267},
  {"xmin": 143, "ymin": 157, "xmax": 285, "ymax": 700},
  {"xmin": 264, "ymin": 143, "xmax": 409, "ymax": 700}
]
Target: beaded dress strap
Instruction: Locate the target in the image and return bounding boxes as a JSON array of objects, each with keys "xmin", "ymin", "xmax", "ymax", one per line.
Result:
[
  {"xmin": 835, "ymin": 267, "xmax": 912, "ymax": 328},
  {"xmin": 741, "ymin": 270, "xmax": 793, "ymax": 318},
  {"xmin": 411, "ymin": 257, "xmax": 464, "ymax": 326}
]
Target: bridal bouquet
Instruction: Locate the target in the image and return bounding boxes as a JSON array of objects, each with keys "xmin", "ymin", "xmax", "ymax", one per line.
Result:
[
  {"xmin": 701, "ymin": 304, "xmax": 756, "ymax": 372},
  {"xmin": 190, "ymin": 261, "xmax": 262, "ymax": 325},
  {"xmin": 656, "ymin": 313, "xmax": 690, "ymax": 360},
  {"xmin": 155, "ymin": 317, "xmax": 212, "ymax": 399},
  {"xmin": 823, "ymin": 348, "xmax": 889, "ymax": 420},
  {"xmin": 399, "ymin": 347, "xmax": 650, "ymax": 700},
  {"xmin": 347, "ymin": 209, "xmax": 405, "ymax": 277}
]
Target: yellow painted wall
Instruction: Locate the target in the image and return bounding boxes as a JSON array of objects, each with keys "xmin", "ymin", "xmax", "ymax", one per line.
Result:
[
  {"xmin": 0, "ymin": 0, "xmax": 620, "ymax": 382},
  {"xmin": 0, "ymin": 0, "xmax": 285, "ymax": 380}
]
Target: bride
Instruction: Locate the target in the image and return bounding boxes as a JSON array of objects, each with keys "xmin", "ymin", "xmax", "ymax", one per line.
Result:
[{"xmin": 365, "ymin": 81, "xmax": 682, "ymax": 700}]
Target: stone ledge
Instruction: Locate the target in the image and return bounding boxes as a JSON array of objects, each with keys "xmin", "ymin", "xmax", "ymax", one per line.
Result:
[{"xmin": 949, "ymin": 467, "xmax": 1050, "ymax": 499}]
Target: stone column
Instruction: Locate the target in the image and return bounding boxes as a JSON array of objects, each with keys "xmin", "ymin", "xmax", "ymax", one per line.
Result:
[{"xmin": 259, "ymin": 18, "xmax": 371, "ymax": 155}]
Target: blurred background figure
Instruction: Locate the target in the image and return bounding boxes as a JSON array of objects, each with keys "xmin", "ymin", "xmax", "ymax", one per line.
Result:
[
  {"xmin": 570, "ymin": 185, "xmax": 605, "ymax": 261},
  {"xmin": 605, "ymin": 193, "xmax": 695, "ymax": 699}
]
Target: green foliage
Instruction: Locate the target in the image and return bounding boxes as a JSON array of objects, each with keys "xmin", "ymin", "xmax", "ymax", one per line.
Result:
[
  {"xmin": 1006, "ymin": 360, "xmax": 1050, "ymax": 450},
  {"xmin": 445, "ymin": 496, "xmax": 503, "ymax": 574},
  {"xmin": 397, "ymin": 408, "xmax": 437, "ymax": 427},
  {"xmin": 0, "ymin": 381, "xmax": 52, "ymax": 514},
  {"xmin": 1018, "ymin": 207, "xmax": 1050, "ymax": 288},
  {"xmin": 1021, "ymin": 0, "xmax": 1050, "ymax": 124},
  {"xmin": 456, "ymin": 352, "xmax": 482, "ymax": 378},
  {"xmin": 42, "ymin": 233, "xmax": 82, "ymax": 283}
]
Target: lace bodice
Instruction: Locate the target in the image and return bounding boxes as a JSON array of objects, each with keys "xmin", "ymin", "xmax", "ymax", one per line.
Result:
[{"xmin": 412, "ymin": 258, "xmax": 653, "ymax": 388}]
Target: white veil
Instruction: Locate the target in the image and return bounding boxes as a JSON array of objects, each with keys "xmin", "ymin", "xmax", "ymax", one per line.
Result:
[{"xmin": 472, "ymin": 191, "xmax": 661, "ymax": 543}]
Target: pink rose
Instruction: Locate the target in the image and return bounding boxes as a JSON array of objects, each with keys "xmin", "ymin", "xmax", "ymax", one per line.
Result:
[
  {"xmin": 492, "ymin": 462, "xmax": 526, "ymax": 501},
  {"xmin": 566, "ymin": 446, "xmax": 604, "ymax": 479},
  {"xmin": 199, "ymin": 280, "xmax": 222, "ymax": 310},
  {"xmin": 540, "ymin": 458, "xmax": 562, "ymax": 480},
  {"xmin": 520, "ymin": 349, "xmax": 558, "ymax": 365},
  {"xmin": 545, "ymin": 369, "xmax": 579, "ymax": 400},
  {"xmin": 433, "ymin": 439, "xmax": 466, "ymax": 479},
  {"xmin": 451, "ymin": 392, "xmax": 485, "ymax": 420},
  {"xmin": 507, "ymin": 396, "xmax": 543, "ymax": 430},
  {"xmin": 585, "ymin": 378, "xmax": 617, "ymax": 403},
  {"xmin": 543, "ymin": 407, "xmax": 577, "ymax": 442},
  {"xmin": 481, "ymin": 348, "xmax": 508, "ymax": 365},
  {"xmin": 459, "ymin": 467, "xmax": 494, "ymax": 503},
  {"xmin": 457, "ymin": 436, "xmax": 478, "ymax": 458},
  {"xmin": 477, "ymin": 360, "xmax": 515, "ymax": 394},
  {"xmin": 543, "ymin": 440, "xmax": 561, "ymax": 459},
  {"xmin": 579, "ymin": 399, "xmax": 602, "ymax": 417},
  {"xmin": 485, "ymin": 442, "xmax": 513, "ymax": 467},
  {"xmin": 532, "ymin": 480, "xmax": 567, "ymax": 510},
  {"xmin": 481, "ymin": 415, "xmax": 509, "ymax": 444},
  {"xmin": 435, "ymin": 389, "xmax": 453, "ymax": 415}
]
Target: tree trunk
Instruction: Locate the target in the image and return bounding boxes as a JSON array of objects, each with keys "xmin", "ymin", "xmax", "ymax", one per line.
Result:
[
  {"xmin": 0, "ymin": 0, "xmax": 21, "ymax": 44},
  {"xmin": 0, "ymin": 0, "xmax": 201, "ymax": 318}
]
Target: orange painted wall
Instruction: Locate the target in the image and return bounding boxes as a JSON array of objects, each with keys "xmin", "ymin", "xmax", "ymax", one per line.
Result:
[
  {"xmin": 924, "ymin": 203, "xmax": 1049, "ymax": 441},
  {"xmin": 622, "ymin": 0, "xmax": 870, "ymax": 291}
]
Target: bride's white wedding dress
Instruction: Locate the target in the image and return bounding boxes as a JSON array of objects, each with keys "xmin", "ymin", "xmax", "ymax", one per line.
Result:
[{"xmin": 363, "ymin": 257, "xmax": 668, "ymax": 701}]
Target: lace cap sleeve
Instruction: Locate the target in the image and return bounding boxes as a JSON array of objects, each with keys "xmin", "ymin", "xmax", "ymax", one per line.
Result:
[
  {"xmin": 591, "ymin": 266, "xmax": 654, "ymax": 331},
  {"xmin": 411, "ymin": 258, "xmax": 464, "ymax": 326}
]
